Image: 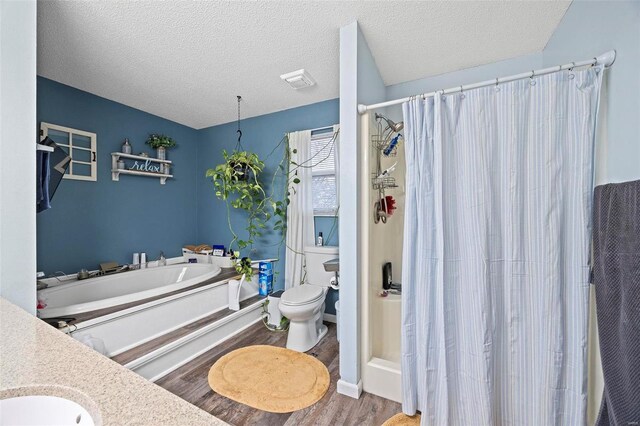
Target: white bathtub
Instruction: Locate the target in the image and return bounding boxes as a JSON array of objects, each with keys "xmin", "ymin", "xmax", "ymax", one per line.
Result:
[{"xmin": 37, "ymin": 263, "xmax": 221, "ymax": 319}]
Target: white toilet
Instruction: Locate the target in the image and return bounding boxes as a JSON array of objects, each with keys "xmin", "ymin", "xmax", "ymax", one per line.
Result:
[{"xmin": 279, "ymin": 245, "xmax": 338, "ymax": 352}]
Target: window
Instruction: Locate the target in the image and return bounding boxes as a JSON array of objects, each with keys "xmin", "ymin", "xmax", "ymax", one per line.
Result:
[
  {"xmin": 40, "ymin": 122, "xmax": 97, "ymax": 181},
  {"xmin": 310, "ymin": 128, "xmax": 338, "ymax": 216}
]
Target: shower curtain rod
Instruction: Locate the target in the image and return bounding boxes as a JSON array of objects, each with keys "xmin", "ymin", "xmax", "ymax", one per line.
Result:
[{"xmin": 357, "ymin": 50, "xmax": 616, "ymax": 114}]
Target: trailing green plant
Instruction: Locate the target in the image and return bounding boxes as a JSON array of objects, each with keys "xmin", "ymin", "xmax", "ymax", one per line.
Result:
[
  {"xmin": 235, "ymin": 256, "xmax": 253, "ymax": 280},
  {"xmin": 206, "ymin": 150, "xmax": 270, "ymax": 250},
  {"xmin": 146, "ymin": 134, "xmax": 177, "ymax": 149},
  {"xmin": 206, "ymin": 128, "xmax": 339, "ymax": 277}
]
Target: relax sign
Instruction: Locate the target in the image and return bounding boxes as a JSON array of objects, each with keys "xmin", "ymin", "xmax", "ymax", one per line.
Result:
[{"xmin": 130, "ymin": 160, "xmax": 162, "ymax": 173}]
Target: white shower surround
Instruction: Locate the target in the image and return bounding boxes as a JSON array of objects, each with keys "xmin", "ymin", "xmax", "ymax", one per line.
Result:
[{"xmin": 360, "ymin": 112, "xmax": 405, "ymax": 403}]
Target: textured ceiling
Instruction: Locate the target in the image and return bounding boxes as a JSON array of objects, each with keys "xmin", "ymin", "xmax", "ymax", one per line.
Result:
[{"xmin": 37, "ymin": 1, "xmax": 571, "ymax": 129}]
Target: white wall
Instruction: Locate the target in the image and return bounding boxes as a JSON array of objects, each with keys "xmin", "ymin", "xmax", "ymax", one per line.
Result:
[
  {"xmin": 338, "ymin": 21, "xmax": 386, "ymax": 398},
  {"xmin": 0, "ymin": 0, "xmax": 37, "ymax": 314}
]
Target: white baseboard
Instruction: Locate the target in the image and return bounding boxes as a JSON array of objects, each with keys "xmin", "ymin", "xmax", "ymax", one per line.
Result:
[
  {"xmin": 337, "ymin": 379, "xmax": 362, "ymax": 399},
  {"xmin": 323, "ymin": 313, "xmax": 337, "ymax": 323}
]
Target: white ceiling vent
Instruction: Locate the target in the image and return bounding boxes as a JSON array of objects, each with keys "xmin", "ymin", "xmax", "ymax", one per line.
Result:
[{"xmin": 280, "ymin": 69, "xmax": 316, "ymax": 90}]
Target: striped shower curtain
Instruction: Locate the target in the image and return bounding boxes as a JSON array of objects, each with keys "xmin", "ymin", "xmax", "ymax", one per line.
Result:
[{"xmin": 401, "ymin": 66, "xmax": 603, "ymax": 425}]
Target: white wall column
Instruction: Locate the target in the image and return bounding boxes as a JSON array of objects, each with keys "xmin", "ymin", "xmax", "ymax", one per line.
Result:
[
  {"xmin": 338, "ymin": 21, "xmax": 386, "ymax": 399},
  {"xmin": 0, "ymin": 0, "xmax": 38, "ymax": 313}
]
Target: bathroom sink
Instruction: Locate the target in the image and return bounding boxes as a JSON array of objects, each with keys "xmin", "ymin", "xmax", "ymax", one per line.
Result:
[
  {"xmin": 323, "ymin": 258, "xmax": 339, "ymax": 272},
  {"xmin": 0, "ymin": 395, "xmax": 95, "ymax": 425}
]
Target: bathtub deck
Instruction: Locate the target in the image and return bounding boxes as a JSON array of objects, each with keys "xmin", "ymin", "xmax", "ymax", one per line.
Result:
[
  {"xmin": 68, "ymin": 268, "xmax": 240, "ymax": 324},
  {"xmin": 157, "ymin": 321, "xmax": 402, "ymax": 426},
  {"xmin": 111, "ymin": 295, "xmax": 264, "ymax": 365}
]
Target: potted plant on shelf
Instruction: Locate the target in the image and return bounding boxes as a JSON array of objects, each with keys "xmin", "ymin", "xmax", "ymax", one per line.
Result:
[{"xmin": 145, "ymin": 134, "xmax": 177, "ymax": 160}]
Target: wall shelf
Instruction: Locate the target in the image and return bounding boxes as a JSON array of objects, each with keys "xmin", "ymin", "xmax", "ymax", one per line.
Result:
[
  {"xmin": 111, "ymin": 152, "xmax": 173, "ymax": 185},
  {"xmin": 36, "ymin": 143, "xmax": 54, "ymax": 152}
]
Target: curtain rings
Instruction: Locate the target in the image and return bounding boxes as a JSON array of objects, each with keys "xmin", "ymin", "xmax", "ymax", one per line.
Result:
[
  {"xmin": 529, "ymin": 70, "xmax": 536, "ymax": 86},
  {"xmin": 568, "ymin": 61, "xmax": 576, "ymax": 80}
]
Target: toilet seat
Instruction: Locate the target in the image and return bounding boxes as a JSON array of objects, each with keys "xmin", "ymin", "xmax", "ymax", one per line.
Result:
[{"xmin": 280, "ymin": 285, "xmax": 325, "ymax": 306}]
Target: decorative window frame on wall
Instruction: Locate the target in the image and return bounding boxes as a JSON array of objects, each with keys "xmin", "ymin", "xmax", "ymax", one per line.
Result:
[{"xmin": 40, "ymin": 122, "xmax": 97, "ymax": 182}]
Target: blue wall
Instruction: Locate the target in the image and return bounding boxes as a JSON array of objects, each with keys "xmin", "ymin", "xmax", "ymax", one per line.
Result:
[
  {"xmin": 36, "ymin": 78, "xmax": 341, "ymax": 313},
  {"xmin": 36, "ymin": 77, "xmax": 200, "ymax": 274},
  {"xmin": 196, "ymin": 99, "xmax": 340, "ymax": 313},
  {"xmin": 314, "ymin": 216, "xmax": 339, "ymax": 247}
]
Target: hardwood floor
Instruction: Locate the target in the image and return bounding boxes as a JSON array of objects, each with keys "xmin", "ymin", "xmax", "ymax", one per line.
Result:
[{"xmin": 157, "ymin": 321, "xmax": 401, "ymax": 426}]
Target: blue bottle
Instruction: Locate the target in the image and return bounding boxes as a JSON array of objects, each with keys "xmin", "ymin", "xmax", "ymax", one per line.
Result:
[{"xmin": 383, "ymin": 134, "xmax": 401, "ymax": 156}]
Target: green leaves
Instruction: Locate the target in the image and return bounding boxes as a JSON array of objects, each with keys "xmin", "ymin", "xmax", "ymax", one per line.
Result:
[
  {"xmin": 207, "ymin": 149, "xmax": 285, "ymax": 252},
  {"xmin": 206, "ymin": 134, "xmax": 299, "ymax": 265},
  {"xmin": 146, "ymin": 133, "xmax": 177, "ymax": 149}
]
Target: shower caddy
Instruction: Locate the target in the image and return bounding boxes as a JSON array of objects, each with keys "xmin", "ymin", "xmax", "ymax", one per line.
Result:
[{"xmin": 371, "ymin": 115, "xmax": 400, "ymax": 224}]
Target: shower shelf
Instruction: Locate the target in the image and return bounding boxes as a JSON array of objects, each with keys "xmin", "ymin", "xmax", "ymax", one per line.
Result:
[
  {"xmin": 372, "ymin": 175, "xmax": 397, "ymax": 190},
  {"xmin": 371, "ymin": 135, "xmax": 397, "ymax": 157}
]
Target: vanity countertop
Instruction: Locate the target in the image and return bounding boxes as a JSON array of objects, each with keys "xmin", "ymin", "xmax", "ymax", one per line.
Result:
[{"xmin": 0, "ymin": 297, "xmax": 226, "ymax": 425}]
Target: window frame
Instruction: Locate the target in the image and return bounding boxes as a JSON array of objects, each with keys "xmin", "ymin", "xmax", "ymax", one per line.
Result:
[{"xmin": 40, "ymin": 122, "xmax": 97, "ymax": 182}]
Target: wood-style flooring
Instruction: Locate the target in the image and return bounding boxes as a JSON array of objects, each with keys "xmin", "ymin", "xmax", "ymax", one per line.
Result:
[{"xmin": 157, "ymin": 321, "xmax": 401, "ymax": 426}]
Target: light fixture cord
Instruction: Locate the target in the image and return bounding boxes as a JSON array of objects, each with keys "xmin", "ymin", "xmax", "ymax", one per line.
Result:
[{"xmin": 236, "ymin": 95, "xmax": 243, "ymax": 151}]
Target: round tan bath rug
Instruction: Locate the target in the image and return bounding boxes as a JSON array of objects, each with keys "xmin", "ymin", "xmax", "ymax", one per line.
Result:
[
  {"xmin": 382, "ymin": 413, "xmax": 421, "ymax": 426},
  {"xmin": 207, "ymin": 345, "xmax": 330, "ymax": 413}
]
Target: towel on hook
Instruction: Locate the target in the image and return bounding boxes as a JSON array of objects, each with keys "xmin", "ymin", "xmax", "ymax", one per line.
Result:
[
  {"xmin": 593, "ymin": 180, "xmax": 640, "ymax": 426},
  {"xmin": 36, "ymin": 148, "xmax": 51, "ymax": 213}
]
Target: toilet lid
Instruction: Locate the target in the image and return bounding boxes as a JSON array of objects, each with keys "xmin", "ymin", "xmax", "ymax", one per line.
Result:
[{"xmin": 280, "ymin": 285, "xmax": 324, "ymax": 306}]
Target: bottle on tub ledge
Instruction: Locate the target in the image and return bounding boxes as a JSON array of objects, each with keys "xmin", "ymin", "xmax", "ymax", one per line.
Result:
[
  {"xmin": 316, "ymin": 232, "xmax": 323, "ymax": 246},
  {"xmin": 258, "ymin": 261, "xmax": 273, "ymax": 297}
]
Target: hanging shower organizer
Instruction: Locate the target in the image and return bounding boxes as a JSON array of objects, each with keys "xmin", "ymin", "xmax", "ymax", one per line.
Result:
[{"xmin": 371, "ymin": 115, "xmax": 402, "ymax": 224}]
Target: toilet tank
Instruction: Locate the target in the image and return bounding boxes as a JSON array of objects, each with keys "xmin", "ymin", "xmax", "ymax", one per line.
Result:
[{"xmin": 304, "ymin": 246, "xmax": 339, "ymax": 287}]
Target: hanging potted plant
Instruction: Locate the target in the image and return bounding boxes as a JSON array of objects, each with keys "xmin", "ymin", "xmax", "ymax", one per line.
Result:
[
  {"xmin": 206, "ymin": 96, "xmax": 309, "ymax": 288},
  {"xmin": 206, "ymin": 149, "xmax": 268, "ymax": 251},
  {"xmin": 146, "ymin": 134, "xmax": 177, "ymax": 160},
  {"xmin": 227, "ymin": 150, "xmax": 261, "ymax": 183},
  {"xmin": 206, "ymin": 96, "xmax": 270, "ymax": 252}
]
